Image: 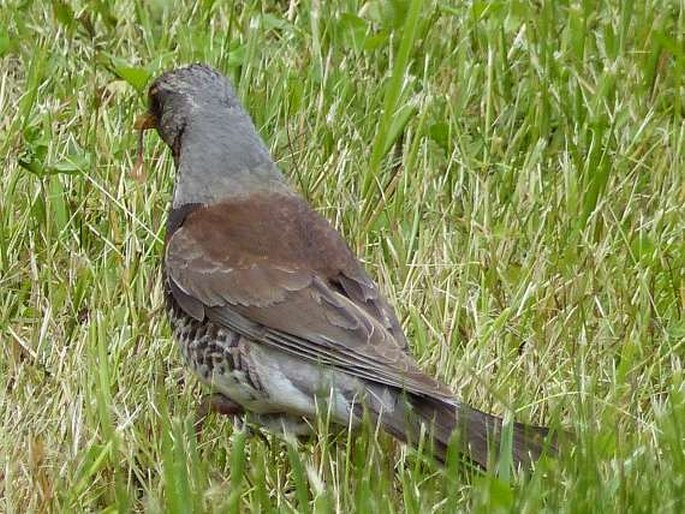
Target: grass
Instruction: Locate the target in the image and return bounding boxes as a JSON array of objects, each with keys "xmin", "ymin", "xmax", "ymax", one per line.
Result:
[{"xmin": 1, "ymin": 0, "xmax": 683, "ymax": 511}]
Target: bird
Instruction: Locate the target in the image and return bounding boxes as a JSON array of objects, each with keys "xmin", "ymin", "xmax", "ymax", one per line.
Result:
[{"xmin": 135, "ymin": 63, "xmax": 558, "ymax": 470}]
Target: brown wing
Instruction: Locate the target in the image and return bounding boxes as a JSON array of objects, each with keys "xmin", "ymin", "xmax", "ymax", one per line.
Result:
[{"xmin": 165, "ymin": 193, "xmax": 452, "ymax": 399}]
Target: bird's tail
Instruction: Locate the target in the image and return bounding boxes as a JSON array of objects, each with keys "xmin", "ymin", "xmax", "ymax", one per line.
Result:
[{"xmin": 379, "ymin": 393, "xmax": 556, "ymax": 470}]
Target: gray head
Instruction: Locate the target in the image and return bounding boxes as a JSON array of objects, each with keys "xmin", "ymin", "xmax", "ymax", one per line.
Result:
[
  {"xmin": 142, "ymin": 63, "xmax": 291, "ymax": 207},
  {"xmin": 147, "ymin": 64, "xmax": 240, "ymax": 154}
]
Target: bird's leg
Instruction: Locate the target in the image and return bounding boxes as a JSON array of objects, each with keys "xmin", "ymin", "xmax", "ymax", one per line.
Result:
[
  {"xmin": 193, "ymin": 394, "xmax": 270, "ymax": 448},
  {"xmin": 195, "ymin": 393, "xmax": 244, "ymax": 437}
]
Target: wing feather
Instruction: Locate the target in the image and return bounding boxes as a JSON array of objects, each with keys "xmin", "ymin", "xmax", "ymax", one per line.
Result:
[{"xmin": 165, "ymin": 196, "xmax": 452, "ymax": 399}]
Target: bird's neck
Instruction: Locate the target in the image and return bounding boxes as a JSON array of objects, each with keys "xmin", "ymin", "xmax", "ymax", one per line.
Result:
[{"xmin": 171, "ymin": 110, "xmax": 293, "ymax": 208}]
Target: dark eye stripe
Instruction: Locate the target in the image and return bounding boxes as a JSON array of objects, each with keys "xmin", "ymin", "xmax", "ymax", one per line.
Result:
[{"xmin": 149, "ymin": 88, "xmax": 163, "ymax": 119}]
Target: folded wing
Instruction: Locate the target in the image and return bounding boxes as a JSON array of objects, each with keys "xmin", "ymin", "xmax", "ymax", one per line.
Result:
[{"xmin": 165, "ymin": 194, "xmax": 453, "ymax": 400}]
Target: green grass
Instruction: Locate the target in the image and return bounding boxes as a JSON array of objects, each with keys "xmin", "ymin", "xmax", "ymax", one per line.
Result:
[{"xmin": 1, "ymin": 0, "xmax": 684, "ymax": 512}]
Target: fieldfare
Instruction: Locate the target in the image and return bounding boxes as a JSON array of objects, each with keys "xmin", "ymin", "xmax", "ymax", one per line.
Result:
[{"xmin": 136, "ymin": 63, "xmax": 557, "ymax": 469}]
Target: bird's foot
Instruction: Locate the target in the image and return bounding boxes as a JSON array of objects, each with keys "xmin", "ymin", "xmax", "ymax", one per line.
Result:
[{"xmin": 195, "ymin": 393, "xmax": 244, "ymax": 437}]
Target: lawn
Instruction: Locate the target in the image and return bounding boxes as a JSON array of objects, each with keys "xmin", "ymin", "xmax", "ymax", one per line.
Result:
[{"xmin": 1, "ymin": 0, "xmax": 683, "ymax": 512}]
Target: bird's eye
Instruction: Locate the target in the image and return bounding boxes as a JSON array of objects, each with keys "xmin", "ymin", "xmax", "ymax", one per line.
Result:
[{"xmin": 149, "ymin": 88, "xmax": 163, "ymax": 118}]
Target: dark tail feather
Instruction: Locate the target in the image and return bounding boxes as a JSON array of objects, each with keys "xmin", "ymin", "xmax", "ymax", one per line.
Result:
[{"xmin": 382, "ymin": 394, "xmax": 557, "ymax": 470}]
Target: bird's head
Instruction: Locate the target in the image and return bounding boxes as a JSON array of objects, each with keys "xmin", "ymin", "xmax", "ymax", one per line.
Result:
[
  {"xmin": 133, "ymin": 64, "xmax": 289, "ymax": 205},
  {"xmin": 136, "ymin": 63, "xmax": 240, "ymax": 156}
]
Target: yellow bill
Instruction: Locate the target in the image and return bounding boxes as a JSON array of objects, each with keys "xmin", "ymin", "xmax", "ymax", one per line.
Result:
[{"xmin": 131, "ymin": 113, "xmax": 157, "ymax": 182}]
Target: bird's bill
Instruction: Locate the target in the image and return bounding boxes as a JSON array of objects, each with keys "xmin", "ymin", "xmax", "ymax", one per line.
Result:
[
  {"xmin": 134, "ymin": 112, "xmax": 157, "ymax": 131},
  {"xmin": 131, "ymin": 113, "xmax": 157, "ymax": 181}
]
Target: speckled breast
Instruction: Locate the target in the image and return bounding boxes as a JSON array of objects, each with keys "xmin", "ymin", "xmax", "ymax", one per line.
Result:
[{"xmin": 165, "ymin": 289, "xmax": 265, "ymax": 406}]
